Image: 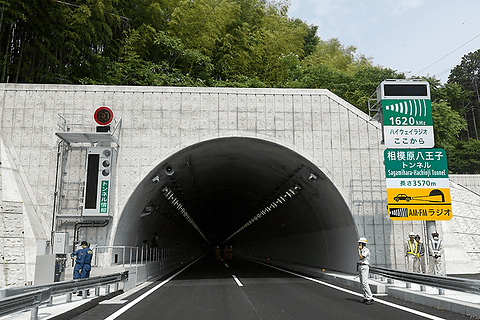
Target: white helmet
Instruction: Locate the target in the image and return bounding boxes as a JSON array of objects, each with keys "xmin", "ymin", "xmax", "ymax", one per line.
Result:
[
  {"xmin": 358, "ymin": 237, "xmax": 367, "ymax": 244},
  {"xmin": 432, "ymin": 230, "xmax": 439, "ymax": 236},
  {"xmin": 409, "ymin": 232, "xmax": 416, "ymax": 237}
]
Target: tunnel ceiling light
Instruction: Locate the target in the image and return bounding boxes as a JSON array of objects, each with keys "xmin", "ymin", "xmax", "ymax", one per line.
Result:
[
  {"xmin": 140, "ymin": 206, "xmax": 153, "ymax": 217},
  {"xmin": 223, "ymin": 185, "xmax": 302, "ymax": 243},
  {"xmin": 162, "ymin": 187, "xmax": 210, "ymax": 244},
  {"xmin": 140, "ymin": 205, "xmax": 165, "ymax": 219},
  {"xmin": 308, "ymin": 173, "xmax": 318, "ymax": 181}
]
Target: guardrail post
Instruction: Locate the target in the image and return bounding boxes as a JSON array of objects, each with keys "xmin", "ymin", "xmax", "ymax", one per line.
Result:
[
  {"xmin": 66, "ymin": 292, "xmax": 72, "ymax": 302},
  {"xmin": 95, "ymin": 286, "xmax": 100, "ymax": 296},
  {"xmin": 387, "ymin": 278, "xmax": 394, "ymax": 284},
  {"xmin": 123, "ymin": 247, "xmax": 126, "ymax": 267},
  {"xmin": 438, "ymin": 288, "xmax": 445, "ymax": 295},
  {"xmin": 420, "ymin": 285, "xmax": 426, "ymax": 292},
  {"xmin": 30, "ymin": 306, "xmax": 39, "ymax": 320},
  {"xmin": 106, "ymin": 284, "xmax": 111, "ymax": 294},
  {"xmin": 406, "ymin": 282, "xmax": 411, "ymax": 289}
]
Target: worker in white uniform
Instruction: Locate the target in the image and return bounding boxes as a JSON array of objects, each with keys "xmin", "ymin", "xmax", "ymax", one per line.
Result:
[
  {"xmin": 357, "ymin": 237, "xmax": 373, "ymax": 305},
  {"xmin": 428, "ymin": 230, "xmax": 444, "ymax": 276},
  {"xmin": 405, "ymin": 232, "xmax": 419, "ymax": 272},
  {"xmin": 415, "ymin": 234, "xmax": 426, "ymax": 273}
]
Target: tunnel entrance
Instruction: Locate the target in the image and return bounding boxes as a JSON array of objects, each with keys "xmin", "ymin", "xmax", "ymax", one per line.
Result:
[{"xmin": 114, "ymin": 137, "xmax": 359, "ymax": 273}]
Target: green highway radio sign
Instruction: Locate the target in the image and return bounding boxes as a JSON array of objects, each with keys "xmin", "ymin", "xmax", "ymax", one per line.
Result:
[
  {"xmin": 379, "ymin": 80, "xmax": 434, "ymax": 149},
  {"xmin": 382, "ymin": 99, "xmax": 434, "ymax": 148},
  {"xmin": 384, "ymin": 148, "xmax": 452, "ymax": 221}
]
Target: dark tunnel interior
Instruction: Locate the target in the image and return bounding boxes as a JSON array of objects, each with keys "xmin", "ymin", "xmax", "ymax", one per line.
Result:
[{"xmin": 114, "ymin": 137, "xmax": 359, "ymax": 273}]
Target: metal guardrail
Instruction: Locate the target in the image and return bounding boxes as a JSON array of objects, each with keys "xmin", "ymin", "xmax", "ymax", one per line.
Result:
[
  {"xmin": 0, "ymin": 271, "xmax": 128, "ymax": 320},
  {"xmin": 93, "ymin": 246, "xmax": 179, "ymax": 267},
  {"xmin": 0, "ymin": 288, "xmax": 52, "ymax": 318},
  {"xmin": 370, "ymin": 266, "xmax": 480, "ymax": 295}
]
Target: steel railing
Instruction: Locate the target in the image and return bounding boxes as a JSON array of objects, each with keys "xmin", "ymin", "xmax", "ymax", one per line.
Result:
[
  {"xmin": 0, "ymin": 288, "xmax": 52, "ymax": 318},
  {"xmin": 370, "ymin": 266, "xmax": 480, "ymax": 295},
  {"xmin": 0, "ymin": 271, "xmax": 128, "ymax": 320},
  {"xmin": 92, "ymin": 246, "xmax": 187, "ymax": 267}
]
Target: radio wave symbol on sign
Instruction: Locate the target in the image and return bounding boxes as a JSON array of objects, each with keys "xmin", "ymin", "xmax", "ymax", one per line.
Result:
[{"xmin": 384, "ymin": 99, "xmax": 427, "ymax": 117}]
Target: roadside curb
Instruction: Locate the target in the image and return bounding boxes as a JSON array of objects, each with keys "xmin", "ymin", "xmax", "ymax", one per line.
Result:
[
  {"xmin": 244, "ymin": 256, "xmax": 480, "ymax": 318},
  {"xmin": 48, "ymin": 290, "xmax": 124, "ymax": 320}
]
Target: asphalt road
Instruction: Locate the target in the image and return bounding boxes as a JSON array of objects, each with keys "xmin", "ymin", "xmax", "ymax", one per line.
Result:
[{"xmin": 73, "ymin": 256, "xmax": 474, "ymax": 320}]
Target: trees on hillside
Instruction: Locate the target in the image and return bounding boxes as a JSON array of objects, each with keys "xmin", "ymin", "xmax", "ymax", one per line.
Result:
[
  {"xmin": 0, "ymin": 0, "xmax": 476, "ymax": 172},
  {"xmin": 446, "ymin": 49, "xmax": 480, "ymax": 173},
  {"xmin": 448, "ymin": 49, "xmax": 480, "ymax": 141}
]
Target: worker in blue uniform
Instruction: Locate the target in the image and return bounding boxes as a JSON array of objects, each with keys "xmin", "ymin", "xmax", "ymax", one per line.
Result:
[
  {"xmin": 81, "ymin": 242, "xmax": 93, "ymax": 279},
  {"xmin": 70, "ymin": 241, "xmax": 93, "ymax": 296},
  {"xmin": 71, "ymin": 241, "xmax": 88, "ymax": 280}
]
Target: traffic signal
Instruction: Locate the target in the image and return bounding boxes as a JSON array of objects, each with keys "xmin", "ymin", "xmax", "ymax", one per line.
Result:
[{"xmin": 83, "ymin": 147, "xmax": 113, "ymax": 216}]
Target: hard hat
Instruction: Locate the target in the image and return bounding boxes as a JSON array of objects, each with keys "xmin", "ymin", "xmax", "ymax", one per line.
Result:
[
  {"xmin": 409, "ymin": 232, "xmax": 416, "ymax": 237},
  {"xmin": 432, "ymin": 230, "xmax": 439, "ymax": 235},
  {"xmin": 358, "ymin": 237, "xmax": 367, "ymax": 244}
]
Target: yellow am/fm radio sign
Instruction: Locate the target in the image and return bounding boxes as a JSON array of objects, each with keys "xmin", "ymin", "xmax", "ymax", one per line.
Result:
[{"xmin": 387, "ymin": 188, "xmax": 452, "ymax": 221}]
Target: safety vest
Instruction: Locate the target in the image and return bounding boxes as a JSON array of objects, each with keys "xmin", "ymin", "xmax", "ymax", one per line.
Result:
[
  {"xmin": 432, "ymin": 239, "xmax": 442, "ymax": 254},
  {"xmin": 406, "ymin": 240, "xmax": 418, "ymax": 255}
]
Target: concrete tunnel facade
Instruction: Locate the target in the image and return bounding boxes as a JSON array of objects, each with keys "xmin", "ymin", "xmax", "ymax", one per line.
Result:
[
  {"xmin": 1, "ymin": 83, "xmax": 427, "ymax": 286},
  {"xmin": 115, "ymin": 136, "xmax": 359, "ymax": 273}
]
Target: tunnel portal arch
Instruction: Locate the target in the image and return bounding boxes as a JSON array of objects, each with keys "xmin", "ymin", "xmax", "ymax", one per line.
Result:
[{"xmin": 113, "ymin": 136, "xmax": 359, "ymax": 273}]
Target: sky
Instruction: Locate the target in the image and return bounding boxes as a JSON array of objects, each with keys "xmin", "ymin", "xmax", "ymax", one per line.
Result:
[{"xmin": 287, "ymin": 0, "xmax": 480, "ymax": 83}]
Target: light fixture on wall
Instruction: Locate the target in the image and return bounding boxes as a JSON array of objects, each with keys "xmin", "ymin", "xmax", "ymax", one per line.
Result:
[
  {"xmin": 223, "ymin": 185, "xmax": 302, "ymax": 243},
  {"xmin": 162, "ymin": 187, "xmax": 209, "ymax": 244},
  {"xmin": 164, "ymin": 166, "xmax": 175, "ymax": 176}
]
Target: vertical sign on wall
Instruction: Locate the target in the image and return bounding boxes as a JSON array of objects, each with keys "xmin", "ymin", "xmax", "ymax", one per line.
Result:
[
  {"xmin": 83, "ymin": 147, "xmax": 112, "ymax": 216},
  {"xmin": 377, "ymin": 80, "xmax": 452, "ymax": 221}
]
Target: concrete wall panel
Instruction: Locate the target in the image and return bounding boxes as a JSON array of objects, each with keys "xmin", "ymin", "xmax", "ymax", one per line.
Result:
[{"xmin": 1, "ymin": 84, "xmax": 479, "ymax": 283}]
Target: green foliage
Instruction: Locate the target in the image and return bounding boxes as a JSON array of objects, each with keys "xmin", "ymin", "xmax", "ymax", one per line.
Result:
[
  {"xmin": 301, "ymin": 23, "xmax": 319, "ymax": 58},
  {"xmin": 447, "ymin": 140, "xmax": 480, "ymax": 174},
  {"xmin": 304, "ymin": 38, "xmax": 371, "ymax": 74},
  {"xmin": 431, "ymin": 100, "xmax": 466, "ymax": 151},
  {"xmin": 346, "ymin": 65, "xmax": 404, "ymax": 113},
  {"xmin": 448, "ymin": 49, "xmax": 480, "ymax": 141},
  {"xmin": 1, "ymin": 0, "xmax": 479, "ymax": 172}
]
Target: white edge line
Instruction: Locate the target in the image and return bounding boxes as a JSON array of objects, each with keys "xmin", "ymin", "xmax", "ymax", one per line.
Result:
[
  {"xmin": 104, "ymin": 256, "xmax": 203, "ymax": 320},
  {"xmin": 250, "ymin": 259, "xmax": 445, "ymax": 320},
  {"xmin": 232, "ymin": 275, "xmax": 243, "ymax": 287}
]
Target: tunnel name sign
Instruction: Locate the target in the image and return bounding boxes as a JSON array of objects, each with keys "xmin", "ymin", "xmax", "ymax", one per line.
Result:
[
  {"xmin": 99, "ymin": 181, "xmax": 109, "ymax": 214},
  {"xmin": 384, "ymin": 149, "xmax": 452, "ymax": 221}
]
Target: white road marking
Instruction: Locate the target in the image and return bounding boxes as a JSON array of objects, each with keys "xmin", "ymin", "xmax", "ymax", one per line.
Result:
[
  {"xmin": 252, "ymin": 260, "xmax": 445, "ymax": 320},
  {"xmin": 104, "ymin": 256, "xmax": 203, "ymax": 320},
  {"xmin": 232, "ymin": 275, "xmax": 244, "ymax": 287},
  {"xmin": 99, "ymin": 300, "xmax": 128, "ymax": 305}
]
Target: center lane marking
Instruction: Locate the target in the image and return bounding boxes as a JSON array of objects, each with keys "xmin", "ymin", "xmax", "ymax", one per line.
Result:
[{"xmin": 232, "ymin": 274, "xmax": 244, "ymax": 287}]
